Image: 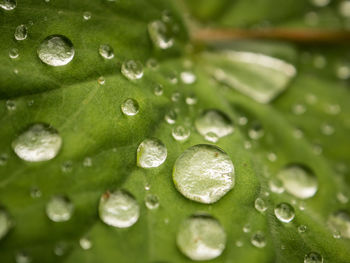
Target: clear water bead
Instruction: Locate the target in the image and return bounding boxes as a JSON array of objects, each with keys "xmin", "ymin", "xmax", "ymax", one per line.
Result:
[
  {"xmin": 79, "ymin": 236, "xmax": 92, "ymax": 250},
  {"xmin": 15, "ymin": 251, "xmax": 31, "ymax": 263},
  {"xmin": 46, "ymin": 196, "xmax": 74, "ymax": 222},
  {"xmin": 98, "ymin": 190, "xmax": 139, "ymax": 228},
  {"xmin": 172, "ymin": 125, "xmax": 190, "ymax": 142},
  {"xmin": 328, "ymin": 211, "xmax": 350, "ymax": 238},
  {"xmin": 121, "ymin": 60, "xmax": 143, "ymax": 80},
  {"xmin": 304, "ymin": 252, "xmax": 323, "ymax": 263},
  {"xmin": 180, "ymin": 71, "xmax": 196, "ymax": 84},
  {"xmin": 37, "ymin": 35, "xmax": 74, "ymax": 66},
  {"xmin": 148, "ymin": 20, "xmax": 174, "ymax": 49},
  {"xmin": 172, "ymin": 144, "xmax": 235, "ymax": 204},
  {"xmin": 121, "ymin": 98, "xmax": 139, "ymax": 116},
  {"xmin": 251, "ymin": 231, "xmax": 266, "ymax": 248},
  {"xmin": 99, "ymin": 44, "xmax": 114, "ymax": 59},
  {"xmin": 137, "ymin": 138, "xmax": 167, "ymax": 168},
  {"xmin": 0, "ymin": 0, "xmax": 16, "ymax": 10},
  {"xmin": 176, "ymin": 214, "xmax": 226, "ymax": 261},
  {"xmin": 14, "ymin": 25, "xmax": 28, "ymax": 41},
  {"xmin": 274, "ymin": 203, "xmax": 295, "ymax": 223},
  {"xmin": 255, "ymin": 197, "xmax": 267, "ymax": 213},
  {"xmin": 12, "ymin": 123, "xmax": 62, "ymax": 162},
  {"xmin": 0, "ymin": 208, "xmax": 12, "ymax": 240},
  {"xmin": 144, "ymin": 194, "xmax": 159, "ymax": 210}
]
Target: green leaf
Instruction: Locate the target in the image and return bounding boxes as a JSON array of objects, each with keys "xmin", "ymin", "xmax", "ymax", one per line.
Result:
[{"xmin": 1, "ymin": 0, "xmax": 350, "ymax": 263}]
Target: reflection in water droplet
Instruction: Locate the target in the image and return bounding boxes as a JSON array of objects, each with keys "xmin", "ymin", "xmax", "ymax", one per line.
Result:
[
  {"xmin": 0, "ymin": 208, "xmax": 12, "ymax": 240},
  {"xmin": 277, "ymin": 164, "xmax": 318, "ymax": 199},
  {"xmin": 304, "ymin": 252, "xmax": 323, "ymax": 263},
  {"xmin": 176, "ymin": 214, "xmax": 226, "ymax": 261},
  {"xmin": 9, "ymin": 48, "xmax": 19, "ymax": 59},
  {"xmin": 79, "ymin": 236, "xmax": 92, "ymax": 250},
  {"xmin": 173, "ymin": 144, "xmax": 235, "ymax": 204},
  {"xmin": 37, "ymin": 35, "xmax": 74, "ymax": 66},
  {"xmin": 99, "ymin": 190, "xmax": 139, "ymax": 228},
  {"xmin": 251, "ymin": 231, "xmax": 266, "ymax": 248},
  {"xmin": 165, "ymin": 110, "xmax": 177, "ymax": 124},
  {"xmin": 172, "ymin": 125, "xmax": 190, "ymax": 142},
  {"xmin": 137, "ymin": 138, "xmax": 167, "ymax": 168},
  {"xmin": 0, "ymin": 0, "xmax": 16, "ymax": 10},
  {"xmin": 14, "ymin": 25, "xmax": 28, "ymax": 41},
  {"xmin": 46, "ymin": 196, "xmax": 74, "ymax": 222},
  {"xmin": 148, "ymin": 20, "xmax": 174, "ymax": 49},
  {"xmin": 83, "ymin": 11, "xmax": 91, "ymax": 20},
  {"xmin": 121, "ymin": 98, "xmax": 139, "ymax": 116},
  {"xmin": 274, "ymin": 203, "xmax": 295, "ymax": 223},
  {"xmin": 99, "ymin": 44, "xmax": 114, "ymax": 59},
  {"xmin": 98, "ymin": 76, "xmax": 105, "ymax": 85},
  {"xmin": 144, "ymin": 194, "xmax": 159, "ymax": 210},
  {"xmin": 328, "ymin": 211, "xmax": 350, "ymax": 239},
  {"xmin": 12, "ymin": 123, "xmax": 62, "ymax": 162},
  {"xmin": 121, "ymin": 60, "xmax": 143, "ymax": 80},
  {"xmin": 255, "ymin": 197, "xmax": 267, "ymax": 213},
  {"xmin": 195, "ymin": 110, "xmax": 233, "ymax": 142}
]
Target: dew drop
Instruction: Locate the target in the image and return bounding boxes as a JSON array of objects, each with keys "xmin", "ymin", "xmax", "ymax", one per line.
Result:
[
  {"xmin": 336, "ymin": 192, "xmax": 349, "ymax": 204},
  {"xmin": 79, "ymin": 236, "xmax": 92, "ymax": 250},
  {"xmin": 137, "ymin": 138, "xmax": 167, "ymax": 168},
  {"xmin": 153, "ymin": 84, "xmax": 163, "ymax": 96},
  {"xmin": 248, "ymin": 121, "xmax": 264, "ymax": 140},
  {"xmin": 15, "ymin": 251, "xmax": 31, "ymax": 263},
  {"xmin": 46, "ymin": 196, "xmax": 74, "ymax": 222},
  {"xmin": 121, "ymin": 98, "xmax": 139, "ymax": 116},
  {"xmin": 328, "ymin": 210, "xmax": 350, "ymax": 239},
  {"xmin": 121, "ymin": 60, "xmax": 143, "ymax": 80},
  {"xmin": 14, "ymin": 25, "xmax": 28, "ymax": 41},
  {"xmin": 298, "ymin": 225, "xmax": 307, "ymax": 233},
  {"xmin": 164, "ymin": 109, "xmax": 177, "ymax": 124},
  {"xmin": 172, "ymin": 125, "xmax": 190, "ymax": 142},
  {"xmin": 0, "ymin": 0, "xmax": 16, "ymax": 10},
  {"xmin": 277, "ymin": 164, "xmax": 318, "ymax": 199},
  {"xmin": 144, "ymin": 194, "xmax": 159, "ymax": 210},
  {"xmin": 61, "ymin": 160, "xmax": 73, "ymax": 173},
  {"xmin": 54, "ymin": 242, "xmax": 68, "ymax": 256},
  {"xmin": 292, "ymin": 103, "xmax": 306, "ymax": 115},
  {"xmin": 30, "ymin": 187, "xmax": 42, "ymax": 199},
  {"xmin": 0, "ymin": 208, "xmax": 12, "ymax": 240},
  {"xmin": 185, "ymin": 94, "xmax": 197, "ymax": 105},
  {"xmin": 251, "ymin": 231, "xmax": 266, "ymax": 248},
  {"xmin": 83, "ymin": 157, "xmax": 92, "ymax": 167},
  {"xmin": 98, "ymin": 190, "xmax": 139, "ymax": 228},
  {"xmin": 98, "ymin": 76, "xmax": 105, "ymax": 85},
  {"xmin": 0, "ymin": 154, "xmax": 8, "ymax": 166},
  {"xmin": 99, "ymin": 44, "xmax": 114, "ymax": 59},
  {"xmin": 6, "ymin": 100, "xmax": 16, "ymax": 111},
  {"xmin": 12, "ymin": 123, "xmax": 62, "ymax": 162},
  {"xmin": 274, "ymin": 203, "xmax": 295, "ymax": 223},
  {"xmin": 83, "ymin": 11, "xmax": 91, "ymax": 20},
  {"xmin": 320, "ymin": 123, "xmax": 335, "ymax": 136},
  {"xmin": 146, "ymin": 58, "xmax": 158, "ymax": 70},
  {"xmin": 9, "ymin": 48, "xmax": 19, "ymax": 59},
  {"xmin": 255, "ymin": 197, "xmax": 267, "ymax": 213},
  {"xmin": 176, "ymin": 214, "xmax": 226, "ymax": 261},
  {"xmin": 180, "ymin": 71, "xmax": 196, "ymax": 84},
  {"xmin": 310, "ymin": 0, "xmax": 330, "ymax": 7},
  {"xmin": 195, "ymin": 110, "xmax": 233, "ymax": 142},
  {"xmin": 148, "ymin": 20, "xmax": 174, "ymax": 49},
  {"xmin": 269, "ymin": 178, "xmax": 285, "ymax": 194},
  {"xmin": 37, "ymin": 35, "xmax": 74, "ymax": 66},
  {"xmin": 172, "ymin": 144, "xmax": 235, "ymax": 204},
  {"xmin": 243, "ymin": 223, "xmax": 251, "ymax": 233},
  {"xmin": 304, "ymin": 252, "xmax": 323, "ymax": 263}
]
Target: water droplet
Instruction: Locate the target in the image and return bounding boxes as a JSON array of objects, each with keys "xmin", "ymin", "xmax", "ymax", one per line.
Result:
[
  {"xmin": 313, "ymin": 54, "xmax": 326, "ymax": 69},
  {"xmin": 83, "ymin": 11, "xmax": 91, "ymax": 20},
  {"xmin": 0, "ymin": 153, "xmax": 8, "ymax": 166},
  {"xmin": 9, "ymin": 48, "xmax": 19, "ymax": 59},
  {"xmin": 171, "ymin": 91, "xmax": 181, "ymax": 102},
  {"xmin": 255, "ymin": 197, "xmax": 267, "ymax": 213},
  {"xmin": 6, "ymin": 100, "xmax": 16, "ymax": 111},
  {"xmin": 251, "ymin": 231, "xmax": 266, "ymax": 248},
  {"xmin": 0, "ymin": 0, "xmax": 16, "ymax": 10},
  {"xmin": 61, "ymin": 160, "xmax": 73, "ymax": 173},
  {"xmin": 248, "ymin": 122, "xmax": 264, "ymax": 140},
  {"xmin": 274, "ymin": 203, "xmax": 295, "ymax": 223},
  {"xmin": 305, "ymin": 93, "xmax": 317, "ymax": 105},
  {"xmin": 172, "ymin": 125, "xmax": 190, "ymax": 142},
  {"xmin": 269, "ymin": 178, "xmax": 285, "ymax": 194},
  {"xmin": 339, "ymin": 0, "xmax": 350, "ymax": 18},
  {"xmin": 153, "ymin": 84, "xmax": 163, "ymax": 96},
  {"xmin": 173, "ymin": 144, "xmax": 235, "ymax": 204},
  {"xmin": 146, "ymin": 58, "xmax": 158, "ymax": 69},
  {"xmin": 180, "ymin": 71, "xmax": 196, "ymax": 84},
  {"xmin": 238, "ymin": 116, "xmax": 248, "ymax": 126},
  {"xmin": 328, "ymin": 211, "xmax": 350, "ymax": 238},
  {"xmin": 144, "ymin": 194, "xmax": 159, "ymax": 210},
  {"xmin": 83, "ymin": 157, "xmax": 92, "ymax": 167},
  {"xmin": 332, "ymin": 230, "xmax": 341, "ymax": 239},
  {"xmin": 164, "ymin": 109, "xmax": 177, "ymax": 124},
  {"xmin": 176, "ymin": 214, "xmax": 226, "ymax": 261},
  {"xmin": 98, "ymin": 76, "xmax": 105, "ymax": 85},
  {"xmin": 267, "ymin": 152, "xmax": 277, "ymax": 162},
  {"xmin": 310, "ymin": 0, "xmax": 330, "ymax": 7},
  {"xmin": 30, "ymin": 187, "xmax": 42, "ymax": 199},
  {"xmin": 99, "ymin": 190, "xmax": 139, "ymax": 228},
  {"xmin": 293, "ymin": 128, "xmax": 304, "ymax": 139},
  {"xmin": 320, "ymin": 123, "xmax": 335, "ymax": 136},
  {"xmin": 121, "ymin": 60, "xmax": 143, "ymax": 80},
  {"xmin": 148, "ymin": 20, "xmax": 174, "ymax": 49},
  {"xmin": 137, "ymin": 138, "xmax": 167, "ymax": 168},
  {"xmin": 54, "ymin": 242, "xmax": 68, "ymax": 256},
  {"xmin": 304, "ymin": 252, "xmax": 323, "ymax": 263},
  {"xmin": 185, "ymin": 94, "xmax": 197, "ymax": 105},
  {"xmin": 12, "ymin": 123, "xmax": 62, "ymax": 162},
  {"xmin": 235, "ymin": 240, "xmax": 244, "ymax": 247},
  {"xmin": 46, "ymin": 196, "xmax": 74, "ymax": 222},
  {"xmin": 121, "ymin": 98, "xmax": 139, "ymax": 116},
  {"xmin": 0, "ymin": 208, "xmax": 12, "ymax": 240},
  {"xmin": 79, "ymin": 236, "xmax": 92, "ymax": 250},
  {"xmin": 99, "ymin": 44, "xmax": 114, "ymax": 59},
  {"xmin": 298, "ymin": 225, "xmax": 307, "ymax": 233},
  {"xmin": 336, "ymin": 192, "xmax": 349, "ymax": 204},
  {"xmin": 336, "ymin": 63, "xmax": 350, "ymax": 80},
  {"xmin": 37, "ymin": 35, "xmax": 74, "ymax": 66},
  {"xmin": 292, "ymin": 104, "xmax": 306, "ymax": 115},
  {"xmin": 14, "ymin": 25, "xmax": 28, "ymax": 41},
  {"xmin": 195, "ymin": 110, "xmax": 233, "ymax": 142},
  {"xmin": 277, "ymin": 164, "xmax": 318, "ymax": 199},
  {"xmin": 324, "ymin": 104, "xmax": 341, "ymax": 115},
  {"xmin": 15, "ymin": 251, "xmax": 31, "ymax": 263},
  {"xmin": 243, "ymin": 223, "xmax": 251, "ymax": 233},
  {"xmin": 244, "ymin": 141, "xmax": 252, "ymax": 149}
]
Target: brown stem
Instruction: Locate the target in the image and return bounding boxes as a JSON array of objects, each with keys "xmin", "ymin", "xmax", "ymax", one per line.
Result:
[{"xmin": 192, "ymin": 28, "xmax": 350, "ymax": 44}]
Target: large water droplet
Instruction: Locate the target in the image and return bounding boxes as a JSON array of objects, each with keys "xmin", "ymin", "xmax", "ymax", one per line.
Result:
[
  {"xmin": 195, "ymin": 110, "xmax": 233, "ymax": 142},
  {"xmin": 99, "ymin": 44, "xmax": 114, "ymax": 59},
  {"xmin": 251, "ymin": 231, "xmax": 266, "ymax": 248},
  {"xmin": 173, "ymin": 144, "xmax": 235, "ymax": 204},
  {"xmin": 46, "ymin": 196, "xmax": 74, "ymax": 222},
  {"xmin": 121, "ymin": 98, "xmax": 139, "ymax": 116},
  {"xmin": 274, "ymin": 203, "xmax": 295, "ymax": 223},
  {"xmin": 0, "ymin": 208, "xmax": 12, "ymax": 240},
  {"xmin": 304, "ymin": 252, "xmax": 323, "ymax": 263},
  {"xmin": 148, "ymin": 20, "xmax": 174, "ymax": 49},
  {"xmin": 328, "ymin": 211, "xmax": 350, "ymax": 238},
  {"xmin": 121, "ymin": 60, "xmax": 143, "ymax": 80},
  {"xmin": 12, "ymin": 123, "xmax": 62, "ymax": 162},
  {"xmin": 14, "ymin": 25, "xmax": 28, "ymax": 41},
  {"xmin": 176, "ymin": 214, "xmax": 226, "ymax": 261},
  {"xmin": 0, "ymin": 0, "xmax": 16, "ymax": 10},
  {"xmin": 37, "ymin": 35, "xmax": 74, "ymax": 66},
  {"xmin": 98, "ymin": 190, "xmax": 139, "ymax": 228},
  {"xmin": 277, "ymin": 164, "xmax": 318, "ymax": 199},
  {"xmin": 137, "ymin": 138, "xmax": 167, "ymax": 168}
]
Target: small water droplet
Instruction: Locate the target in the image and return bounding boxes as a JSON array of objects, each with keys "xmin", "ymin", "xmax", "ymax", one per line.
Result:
[
  {"xmin": 61, "ymin": 160, "xmax": 73, "ymax": 173},
  {"xmin": 185, "ymin": 94, "xmax": 197, "ymax": 105},
  {"xmin": 255, "ymin": 197, "xmax": 267, "ymax": 213},
  {"xmin": 324, "ymin": 104, "xmax": 341, "ymax": 115},
  {"xmin": 12, "ymin": 123, "xmax": 62, "ymax": 162},
  {"xmin": 54, "ymin": 242, "xmax": 68, "ymax": 256},
  {"xmin": 0, "ymin": 208, "xmax": 12, "ymax": 240},
  {"xmin": 98, "ymin": 76, "xmax": 105, "ymax": 85},
  {"xmin": 121, "ymin": 60, "xmax": 143, "ymax": 80},
  {"xmin": 298, "ymin": 225, "xmax": 307, "ymax": 233},
  {"xmin": 99, "ymin": 44, "xmax": 114, "ymax": 59},
  {"xmin": 336, "ymin": 192, "xmax": 349, "ymax": 204},
  {"xmin": 248, "ymin": 121, "xmax": 264, "ymax": 140},
  {"xmin": 153, "ymin": 84, "xmax": 163, "ymax": 96},
  {"xmin": 267, "ymin": 152, "xmax": 277, "ymax": 162},
  {"xmin": 310, "ymin": 0, "xmax": 330, "ymax": 7},
  {"xmin": 293, "ymin": 128, "xmax": 304, "ymax": 139},
  {"xmin": 274, "ymin": 203, "xmax": 295, "ymax": 223},
  {"xmin": 6, "ymin": 100, "xmax": 16, "ymax": 111},
  {"xmin": 15, "ymin": 251, "xmax": 31, "ymax": 263},
  {"xmin": 148, "ymin": 20, "xmax": 174, "ymax": 49},
  {"xmin": 176, "ymin": 214, "xmax": 226, "ymax": 261},
  {"xmin": 244, "ymin": 141, "xmax": 252, "ymax": 149},
  {"xmin": 164, "ymin": 109, "xmax": 177, "ymax": 124},
  {"xmin": 235, "ymin": 240, "xmax": 244, "ymax": 247},
  {"xmin": 0, "ymin": 153, "xmax": 8, "ymax": 166},
  {"xmin": 328, "ymin": 210, "xmax": 350, "ymax": 239},
  {"xmin": 269, "ymin": 178, "xmax": 285, "ymax": 194},
  {"xmin": 332, "ymin": 230, "xmax": 341, "ymax": 239},
  {"xmin": 304, "ymin": 252, "xmax": 323, "ymax": 263},
  {"xmin": 144, "ymin": 194, "xmax": 159, "ymax": 210},
  {"xmin": 9, "ymin": 48, "xmax": 19, "ymax": 59},
  {"xmin": 137, "ymin": 138, "xmax": 167, "ymax": 168},
  {"xmin": 99, "ymin": 190, "xmax": 139, "ymax": 228},
  {"xmin": 251, "ymin": 231, "xmax": 266, "ymax": 248},
  {"xmin": 277, "ymin": 164, "xmax": 318, "ymax": 199},
  {"xmin": 14, "ymin": 25, "xmax": 28, "ymax": 41},
  {"xmin": 79, "ymin": 236, "xmax": 92, "ymax": 250},
  {"xmin": 46, "ymin": 196, "xmax": 74, "ymax": 222},
  {"xmin": 171, "ymin": 91, "xmax": 181, "ymax": 102},
  {"xmin": 243, "ymin": 223, "xmax": 251, "ymax": 233},
  {"xmin": 0, "ymin": 0, "xmax": 16, "ymax": 10},
  {"xmin": 320, "ymin": 123, "xmax": 335, "ymax": 136},
  {"xmin": 292, "ymin": 103, "xmax": 306, "ymax": 115},
  {"xmin": 336, "ymin": 63, "xmax": 350, "ymax": 79},
  {"xmin": 172, "ymin": 125, "xmax": 190, "ymax": 142},
  {"xmin": 173, "ymin": 144, "xmax": 235, "ymax": 204},
  {"xmin": 121, "ymin": 98, "xmax": 139, "ymax": 116},
  {"xmin": 305, "ymin": 93, "xmax": 317, "ymax": 105},
  {"xmin": 30, "ymin": 187, "xmax": 42, "ymax": 199},
  {"xmin": 83, "ymin": 157, "xmax": 92, "ymax": 167},
  {"xmin": 37, "ymin": 35, "xmax": 74, "ymax": 66},
  {"xmin": 180, "ymin": 71, "xmax": 196, "ymax": 84},
  {"xmin": 146, "ymin": 58, "xmax": 158, "ymax": 70},
  {"xmin": 83, "ymin": 11, "xmax": 91, "ymax": 20}
]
